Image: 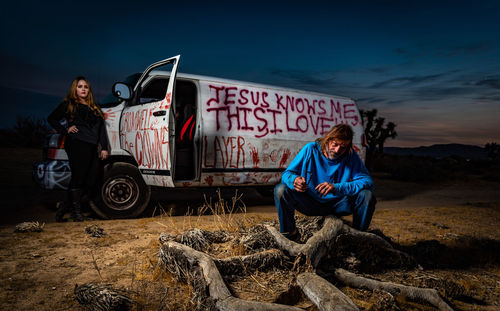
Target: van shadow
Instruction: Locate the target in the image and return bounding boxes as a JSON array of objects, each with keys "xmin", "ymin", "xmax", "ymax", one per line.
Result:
[
  {"xmin": 400, "ymin": 237, "xmax": 500, "ymax": 270},
  {"xmin": 146, "ymin": 187, "xmax": 275, "ymax": 217}
]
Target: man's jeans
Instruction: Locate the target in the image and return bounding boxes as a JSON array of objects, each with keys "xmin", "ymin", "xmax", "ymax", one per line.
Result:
[{"xmin": 274, "ymin": 183, "xmax": 376, "ymax": 233}]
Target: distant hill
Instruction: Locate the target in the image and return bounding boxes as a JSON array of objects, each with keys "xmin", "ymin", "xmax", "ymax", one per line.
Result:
[{"xmin": 384, "ymin": 144, "xmax": 488, "ymax": 160}]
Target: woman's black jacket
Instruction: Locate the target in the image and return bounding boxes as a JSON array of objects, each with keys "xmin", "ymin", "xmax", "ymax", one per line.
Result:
[{"xmin": 48, "ymin": 101, "xmax": 109, "ymax": 151}]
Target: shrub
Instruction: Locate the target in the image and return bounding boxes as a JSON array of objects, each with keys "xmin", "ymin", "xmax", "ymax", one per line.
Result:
[{"xmin": 0, "ymin": 116, "xmax": 49, "ymax": 148}]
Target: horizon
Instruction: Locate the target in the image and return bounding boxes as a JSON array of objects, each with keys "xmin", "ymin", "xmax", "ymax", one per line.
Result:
[{"xmin": 1, "ymin": 1, "xmax": 499, "ymax": 148}]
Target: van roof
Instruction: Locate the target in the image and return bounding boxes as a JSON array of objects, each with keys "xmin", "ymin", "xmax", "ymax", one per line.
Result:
[{"xmin": 149, "ymin": 70, "xmax": 353, "ymax": 101}]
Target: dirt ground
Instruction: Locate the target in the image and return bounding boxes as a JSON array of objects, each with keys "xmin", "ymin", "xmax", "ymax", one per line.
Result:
[{"xmin": 0, "ymin": 147, "xmax": 499, "ymax": 310}]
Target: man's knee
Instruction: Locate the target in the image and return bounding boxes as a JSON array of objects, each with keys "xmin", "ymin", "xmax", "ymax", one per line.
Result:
[
  {"xmin": 357, "ymin": 189, "xmax": 375, "ymax": 206},
  {"xmin": 274, "ymin": 183, "xmax": 289, "ymax": 200}
]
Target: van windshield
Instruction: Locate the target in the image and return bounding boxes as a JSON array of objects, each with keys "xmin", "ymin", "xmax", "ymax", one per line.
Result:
[{"xmin": 99, "ymin": 73, "xmax": 142, "ymax": 108}]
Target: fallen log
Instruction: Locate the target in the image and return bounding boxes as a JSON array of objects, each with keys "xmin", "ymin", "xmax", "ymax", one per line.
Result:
[
  {"xmin": 216, "ymin": 296, "xmax": 303, "ymax": 311},
  {"xmin": 263, "ymin": 224, "xmax": 302, "ymax": 256},
  {"xmin": 341, "ymin": 225, "xmax": 393, "ymax": 249},
  {"xmin": 297, "ymin": 272, "xmax": 359, "ymax": 311},
  {"xmin": 334, "ymin": 268, "xmax": 453, "ymax": 311},
  {"xmin": 214, "ymin": 248, "xmax": 286, "ymax": 276},
  {"xmin": 300, "ymin": 217, "xmax": 344, "ymax": 267},
  {"xmin": 265, "ymin": 216, "xmax": 344, "ymax": 267},
  {"xmin": 159, "ymin": 216, "xmax": 455, "ymax": 311},
  {"xmin": 330, "ymin": 231, "xmax": 416, "ymax": 273},
  {"xmin": 160, "ymin": 241, "xmax": 231, "ymax": 300},
  {"xmin": 160, "ymin": 241, "xmax": 304, "ymax": 310}
]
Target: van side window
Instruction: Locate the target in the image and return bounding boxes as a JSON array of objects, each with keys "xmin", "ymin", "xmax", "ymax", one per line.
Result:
[{"xmin": 139, "ymin": 78, "xmax": 170, "ymax": 104}]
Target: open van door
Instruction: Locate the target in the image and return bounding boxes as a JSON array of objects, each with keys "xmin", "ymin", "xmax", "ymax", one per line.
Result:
[{"xmin": 119, "ymin": 55, "xmax": 180, "ymax": 187}]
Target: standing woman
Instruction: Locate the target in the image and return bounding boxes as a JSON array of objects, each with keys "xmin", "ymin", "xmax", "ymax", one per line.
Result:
[{"xmin": 48, "ymin": 77, "xmax": 109, "ymax": 222}]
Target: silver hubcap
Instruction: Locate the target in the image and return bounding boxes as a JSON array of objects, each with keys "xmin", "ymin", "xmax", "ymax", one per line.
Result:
[{"xmin": 103, "ymin": 177, "xmax": 139, "ymax": 211}]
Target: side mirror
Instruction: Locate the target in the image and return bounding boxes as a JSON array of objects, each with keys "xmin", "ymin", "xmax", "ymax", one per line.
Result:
[{"xmin": 112, "ymin": 82, "xmax": 132, "ymax": 100}]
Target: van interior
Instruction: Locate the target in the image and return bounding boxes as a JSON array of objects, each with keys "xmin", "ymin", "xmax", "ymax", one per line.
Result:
[{"xmin": 138, "ymin": 78, "xmax": 198, "ymax": 181}]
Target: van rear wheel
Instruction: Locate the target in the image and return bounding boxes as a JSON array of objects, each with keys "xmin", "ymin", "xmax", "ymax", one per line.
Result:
[{"xmin": 92, "ymin": 162, "xmax": 151, "ymax": 219}]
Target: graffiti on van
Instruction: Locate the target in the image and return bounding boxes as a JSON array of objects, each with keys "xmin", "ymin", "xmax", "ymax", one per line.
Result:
[
  {"xmin": 35, "ymin": 161, "xmax": 71, "ymax": 190},
  {"xmin": 202, "ymin": 132, "xmax": 306, "ymax": 171},
  {"xmin": 118, "ymin": 101, "xmax": 171, "ymax": 171},
  {"xmin": 203, "ymin": 83, "xmax": 360, "ymax": 139}
]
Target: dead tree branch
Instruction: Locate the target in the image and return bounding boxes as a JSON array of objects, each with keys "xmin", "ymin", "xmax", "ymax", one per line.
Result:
[
  {"xmin": 214, "ymin": 248, "xmax": 285, "ymax": 276},
  {"xmin": 297, "ymin": 272, "xmax": 359, "ymax": 311},
  {"xmin": 264, "ymin": 216, "xmax": 343, "ymax": 266},
  {"xmin": 334, "ymin": 268, "xmax": 453, "ymax": 311},
  {"xmin": 160, "ymin": 241, "xmax": 303, "ymax": 310},
  {"xmin": 158, "ymin": 216, "xmax": 453, "ymax": 310}
]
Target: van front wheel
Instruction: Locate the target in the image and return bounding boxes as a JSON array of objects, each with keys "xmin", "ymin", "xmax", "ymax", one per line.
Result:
[{"xmin": 92, "ymin": 162, "xmax": 151, "ymax": 219}]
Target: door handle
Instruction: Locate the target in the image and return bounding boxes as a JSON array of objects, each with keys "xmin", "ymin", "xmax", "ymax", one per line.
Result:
[{"xmin": 152, "ymin": 110, "xmax": 166, "ymax": 117}]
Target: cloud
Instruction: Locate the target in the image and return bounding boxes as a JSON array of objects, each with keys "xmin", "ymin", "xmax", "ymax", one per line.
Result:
[
  {"xmin": 395, "ymin": 41, "xmax": 494, "ymax": 62},
  {"xmin": 366, "ymin": 67, "xmax": 391, "ymax": 74},
  {"xmin": 356, "ymin": 97, "xmax": 386, "ymax": 104},
  {"xmin": 395, "ymin": 48, "xmax": 407, "ymax": 55},
  {"xmin": 270, "ymin": 69, "xmax": 337, "ymax": 88},
  {"xmin": 475, "ymin": 76, "xmax": 500, "ymax": 89},
  {"xmin": 412, "ymin": 86, "xmax": 473, "ymax": 100},
  {"xmin": 370, "ymin": 73, "xmax": 448, "ymax": 88},
  {"xmin": 356, "ymin": 97, "xmax": 405, "ymax": 106},
  {"xmin": 437, "ymin": 42, "xmax": 493, "ymax": 57},
  {"xmin": 478, "ymin": 93, "xmax": 500, "ymax": 101}
]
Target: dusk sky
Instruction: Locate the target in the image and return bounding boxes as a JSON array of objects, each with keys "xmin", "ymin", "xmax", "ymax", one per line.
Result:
[{"xmin": 1, "ymin": 0, "xmax": 499, "ymax": 147}]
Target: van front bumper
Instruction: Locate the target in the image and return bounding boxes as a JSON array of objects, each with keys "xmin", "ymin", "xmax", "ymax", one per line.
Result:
[{"xmin": 33, "ymin": 160, "xmax": 71, "ymax": 190}]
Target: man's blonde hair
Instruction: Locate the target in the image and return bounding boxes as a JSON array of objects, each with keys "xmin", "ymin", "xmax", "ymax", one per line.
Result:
[{"xmin": 316, "ymin": 123, "xmax": 353, "ymax": 154}]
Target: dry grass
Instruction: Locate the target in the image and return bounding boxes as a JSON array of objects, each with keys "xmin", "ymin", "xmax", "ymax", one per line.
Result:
[
  {"xmin": 122, "ymin": 189, "xmax": 258, "ymax": 310},
  {"xmin": 2, "ymin": 201, "xmax": 500, "ymax": 310}
]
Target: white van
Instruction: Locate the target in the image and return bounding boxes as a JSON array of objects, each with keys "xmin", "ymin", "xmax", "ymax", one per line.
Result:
[{"xmin": 34, "ymin": 55, "xmax": 366, "ymax": 219}]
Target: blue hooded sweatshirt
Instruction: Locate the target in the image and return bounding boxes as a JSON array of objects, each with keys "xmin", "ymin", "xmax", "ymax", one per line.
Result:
[{"xmin": 281, "ymin": 142, "xmax": 374, "ymax": 203}]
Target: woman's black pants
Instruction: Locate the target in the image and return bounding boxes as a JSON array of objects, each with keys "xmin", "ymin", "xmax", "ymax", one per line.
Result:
[{"xmin": 64, "ymin": 137, "xmax": 100, "ymax": 194}]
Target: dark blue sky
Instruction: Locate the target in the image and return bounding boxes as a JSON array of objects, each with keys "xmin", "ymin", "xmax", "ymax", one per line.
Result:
[{"xmin": 1, "ymin": 0, "xmax": 499, "ymax": 147}]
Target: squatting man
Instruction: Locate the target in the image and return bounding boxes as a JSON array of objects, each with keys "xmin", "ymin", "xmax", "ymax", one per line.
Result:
[{"xmin": 274, "ymin": 124, "xmax": 376, "ymax": 240}]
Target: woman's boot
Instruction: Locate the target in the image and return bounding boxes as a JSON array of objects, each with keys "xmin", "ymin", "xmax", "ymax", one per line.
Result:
[
  {"xmin": 69, "ymin": 189, "xmax": 84, "ymax": 222},
  {"xmin": 55, "ymin": 200, "xmax": 69, "ymax": 222}
]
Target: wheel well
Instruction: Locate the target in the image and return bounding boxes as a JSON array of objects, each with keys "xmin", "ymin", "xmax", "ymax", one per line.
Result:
[{"xmin": 104, "ymin": 155, "xmax": 138, "ymax": 168}]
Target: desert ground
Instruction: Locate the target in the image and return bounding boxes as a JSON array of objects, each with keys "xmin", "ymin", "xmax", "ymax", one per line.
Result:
[{"xmin": 0, "ymin": 147, "xmax": 499, "ymax": 310}]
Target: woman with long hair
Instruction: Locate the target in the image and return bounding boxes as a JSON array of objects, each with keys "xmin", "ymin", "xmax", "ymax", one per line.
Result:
[{"xmin": 48, "ymin": 77, "xmax": 109, "ymax": 221}]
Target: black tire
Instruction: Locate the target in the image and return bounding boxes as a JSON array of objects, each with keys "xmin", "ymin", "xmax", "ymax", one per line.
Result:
[{"xmin": 92, "ymin": 162, "xmax": 151, "ymax": 219}]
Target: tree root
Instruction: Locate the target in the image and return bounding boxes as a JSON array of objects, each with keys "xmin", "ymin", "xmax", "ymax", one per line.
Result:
[
  {"xmin": 263, "ymin": 215, "xmax": 452, "ymax": 309},
  {"xmin": 159, "ymin": 215, "xmax": 454, "ymax": 310},
  {"xmin": 160, "ymin": 241, "xmax": 303, "ymax": 310},
  {"xmin": 264, "ymin": 216, "xmax": 344, "ymax": 263},
  {"xmin": 297, "ymin": 272, "xmax": 359, "ymax": 311},
  {"xmin": 334, "ymin": 268, "xmax": 453, "ymax": 311},
  {"xmin": 214, "ymin": 248, "xmax": 286, "ymax": 277}
]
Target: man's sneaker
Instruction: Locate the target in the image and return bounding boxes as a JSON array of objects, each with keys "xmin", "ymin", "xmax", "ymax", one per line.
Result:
[{"xmin": 284, "ymin": 230, "xmax": 301, "ymax": 242}]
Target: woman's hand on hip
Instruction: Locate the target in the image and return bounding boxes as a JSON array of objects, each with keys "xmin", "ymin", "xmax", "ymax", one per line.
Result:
[
  {"xmin": 100, "ymin": 150, "xmax": 109, "ymax": 160},
  {"xmin": 67, "ymin": 125, "xmax": 78, "ymax": 134}
]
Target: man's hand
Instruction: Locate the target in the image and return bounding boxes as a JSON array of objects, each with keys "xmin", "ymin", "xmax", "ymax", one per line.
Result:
[
  {"xmin": 293, "ymin": 176, "xmax": 308, "ymax": 192},
  {"xmin": 315, "ymin": 182, "xmax": 334, "ymax": 197}
]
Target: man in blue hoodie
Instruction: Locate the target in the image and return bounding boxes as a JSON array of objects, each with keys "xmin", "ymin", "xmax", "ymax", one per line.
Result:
[{"xmin": 274, "ymin": 124, "xmax": 375, "ymax": 240}]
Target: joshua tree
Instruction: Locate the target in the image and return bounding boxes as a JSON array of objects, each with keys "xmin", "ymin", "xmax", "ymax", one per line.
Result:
[
  {"xmin": 485, "ymin": 142, "xmax": 499, "ymax": 160},
  {"xmin": 360, "ymin": 109, "xmax": 397, "ymax": 170}
]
